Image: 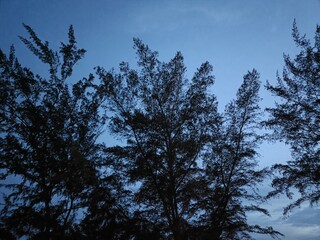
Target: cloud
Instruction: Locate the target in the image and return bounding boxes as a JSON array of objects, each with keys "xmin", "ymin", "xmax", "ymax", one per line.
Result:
[
  {"xmin": 129, "ymin": 1, "xmax": 247, "ymax": 34},
  {"xmin": 247, "ymin": 196, "xmax": 320, "ymax": 239},
  {"xmin": 180, "ymin": 4, "xmax": 245, "ymax": 24},
  {"xmin": 271, "ymin": 207, "xmax": 320, "ymax": 239},
  {"xmin": 286, "ymin": 207, "xmax": 320, "ymax": 227},
  {"xmin": 276, "ymin": 224, "xmax": 320, "ymax": 240}
]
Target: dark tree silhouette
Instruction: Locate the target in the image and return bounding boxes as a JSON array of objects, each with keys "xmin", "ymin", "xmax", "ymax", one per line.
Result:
[
  {"xmin": 265, "ymin": 21, "xmax": 320, "ymax": 214},
  {"xmin": 0, "ymin": 24, "xmax": 119, "ymax": 239},
  {"xmin": 0, "ymin": 24, "xmax": 285, "ymax": 240},
  {"xmin": 199, "ymin": 70, "xmax": 283, "ymax": 240},
  {"xmin": 96, "ymin": 38, "xmax": 220, "ymax": 240}
]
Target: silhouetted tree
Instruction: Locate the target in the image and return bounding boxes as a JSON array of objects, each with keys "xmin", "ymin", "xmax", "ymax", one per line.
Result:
[
  {"xmin": 265, "ymin": 21, "xmax": 320, "ymax": 214},
  {"xmin": 75, "ymin": 166, "xmax": 137, "ymax": 240},
  {"xmin": 96, "ymin": 38, "xmax": 220, "ymax": 240},
  {"xmin": 201, "ymin": 70, "xmax": 283, "ymax": 240},
  {"xmin": 0, "ymin": 24, "xmax": 286, "ymax": 240},
  {"xmin": 0, "ymin": 24, "xmax": 109, "ymax": 239}
]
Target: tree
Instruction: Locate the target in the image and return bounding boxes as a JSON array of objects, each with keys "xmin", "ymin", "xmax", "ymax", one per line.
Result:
[
  {"xmin": 0, "ymin": 24, "xmax": 109, "ymax": 239},
  {"xmin": 0, "ymin": 24, "xmax": 285, "ymax": 240},
  {"xmin": 76, "ymin": 160, "xmax": 136, "ymax": 240},
  {"xmin": 265, "ymin": 21, "xmax": 320, "ymax": 214},
  {"xmin": 96, "ymin": 38, "xmax": 220, "ymax": 240},
  {"xmin": 200, "ymin": 70, "xmax": 282, "ymax": 240}
]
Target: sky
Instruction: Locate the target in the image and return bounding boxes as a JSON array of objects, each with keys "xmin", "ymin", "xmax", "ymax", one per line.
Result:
[{"xmin": 1, "ymin": 0, "xmax": 320, "ymax": 239}]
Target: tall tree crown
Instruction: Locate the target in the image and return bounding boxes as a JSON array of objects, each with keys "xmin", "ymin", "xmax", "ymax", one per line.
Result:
[
  {"xmin": 266, "ymin": 20, "xmax": 320, "ymax": 213},
  {"xmin": 0, "ymin": 24, "xmax": 108, "ymax": 239}
]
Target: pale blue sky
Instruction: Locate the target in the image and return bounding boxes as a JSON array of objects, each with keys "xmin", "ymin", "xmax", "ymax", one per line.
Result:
[
  {"xmin": 1, "ymin": 0, "xmax": 319, "ymax": 107},
  {"xmin": 1, "ymin": 0, "xmax": 320, "ymax": 239}
]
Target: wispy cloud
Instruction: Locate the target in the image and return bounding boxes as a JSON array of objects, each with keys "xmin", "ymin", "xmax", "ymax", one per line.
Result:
[
  {"xmin": 276, "ymin": 224, "xmax": 320, "ymax": 240},
  {"xmin": 286, "ymin": 207, "xmax": 320, "ymax": 227},
  {"xmin": 179, "ymin": 4, "xmax": 246, "ymax": 24},
  {"xmin": 128, "ymin": 1, "xmax": 247, "ymax": 34}
]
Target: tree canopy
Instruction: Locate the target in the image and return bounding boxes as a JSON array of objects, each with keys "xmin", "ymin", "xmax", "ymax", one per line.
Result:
[
  {"xmin": 1, "ymin": 21, "xmax": 317, "ymax": 240},
  {"xmin": 0, "ymin": 24, "xmax": 125, "ymax": 239},
  {"xmin": 265, "ymin": 20, "xmax": 320, "ymax": 214},
  {"xmin": 96, "ymin": 38, "xmax": 220, "ymax": 239},
  {"xmin": 202, "ymin": 70, "xmax": 282, "ymax": 239}
]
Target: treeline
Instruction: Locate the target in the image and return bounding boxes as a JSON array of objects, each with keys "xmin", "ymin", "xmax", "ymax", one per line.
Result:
[{"xmin": 0, "ymin": 21, "xmax": 319, "ymax": 240}]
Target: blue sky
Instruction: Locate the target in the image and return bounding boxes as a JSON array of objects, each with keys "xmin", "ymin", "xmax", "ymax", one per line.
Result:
[{"xmin": 1, "ymin": 0, "xmax": 320, "ymax": 239}]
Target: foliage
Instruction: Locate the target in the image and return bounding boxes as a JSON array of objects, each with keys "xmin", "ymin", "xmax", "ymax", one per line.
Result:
[
  {"xmin": 265, "ymin": 20, "xmax": 320, "ymax": 214},
  {"xmin": 0, "ymin": 24, "xmax": 286, "ymax": 240},
  {"xmin": 96, "ymin": 38, "xmax": 220, "ymax": 239},
  {"xmin": 0, "ymin": 24, "xmax": 119, "ymax": 239},
  {"xmin": 201, "ymin": 70, "xmax": 282, "ymax": 240}
]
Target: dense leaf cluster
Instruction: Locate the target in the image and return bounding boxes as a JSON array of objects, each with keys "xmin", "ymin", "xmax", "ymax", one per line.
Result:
[{"xmin": 0, "ymin": 22, "xmax": 318, "ymax": 239}]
